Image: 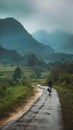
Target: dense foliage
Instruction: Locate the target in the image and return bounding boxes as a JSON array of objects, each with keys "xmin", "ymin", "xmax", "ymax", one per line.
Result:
[
  {"xmin": 49, "ymin": 63, "xmax": 73, "ymax": 130},
  {"xmin": 50, "ymin": 63, "xmax": 73, "ymax": 88}
]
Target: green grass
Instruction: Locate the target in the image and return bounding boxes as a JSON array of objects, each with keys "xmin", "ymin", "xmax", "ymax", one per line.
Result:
[
  {"xmin": 0, "ymin": 65, "xmax": 17, "ymax": 72},
  {"xmin": 55, "ymin": 85, "xmax": 73, "ymax": 130},
  {"xmin": 0, "ymin": 85, "xmax": 34, "ymax": 119},
  {"xmin": 0, "ymin": 65, "xmax": 17, "ymax": 79}
]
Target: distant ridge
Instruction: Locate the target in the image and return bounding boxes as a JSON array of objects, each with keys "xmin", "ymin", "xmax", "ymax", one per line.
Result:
[{"xmin": 32, "ymin": 30, "xmax": 73, "ymax": 54}]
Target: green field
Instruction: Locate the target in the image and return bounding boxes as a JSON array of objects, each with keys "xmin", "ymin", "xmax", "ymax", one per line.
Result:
[
  {"xmin": 0, "ymin": 65, "xmax": 17, "ymax": 71},
  {"xmin": 0, "ymin": 65, "xmax": 49, "ymax": 80}
]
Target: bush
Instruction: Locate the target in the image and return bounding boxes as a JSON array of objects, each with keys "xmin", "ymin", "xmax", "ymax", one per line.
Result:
[{"xmin": 49, "ymin": 63, "xmax": 73, "ymax": 88}]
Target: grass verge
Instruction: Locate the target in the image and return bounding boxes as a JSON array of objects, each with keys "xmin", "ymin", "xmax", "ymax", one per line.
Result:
[
  {"xmin": 55, "ymin": 85, "xmax": 73, "ymax": 130},
  {"xmin": 0, "ymin": 85, "xmax": 34, "ymax": 120}
]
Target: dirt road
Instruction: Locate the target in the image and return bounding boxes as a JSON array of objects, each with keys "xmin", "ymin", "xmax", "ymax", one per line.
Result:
[{"xmin": 1, "ymin": 86, "xmax": 63, "ymax": 130}]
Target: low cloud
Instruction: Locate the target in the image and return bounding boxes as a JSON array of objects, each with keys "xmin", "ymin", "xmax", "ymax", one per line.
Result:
[{"xmin": 0, "ymin": 0, "xmax": 73, "ymax": 33}]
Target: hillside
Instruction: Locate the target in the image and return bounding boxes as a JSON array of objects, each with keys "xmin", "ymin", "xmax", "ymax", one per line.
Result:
[
  {"xmin": 45, "ymin": 53, "xmax": 73, "ymax": 63},
  {"xmin": 0, "ymin": 45, "xmax": 23, "ymax": 65},
  {"xmin": 0, "ymin": 18, "xmax": 54, "ymax": 61},
  {"xmin": 32, "ymin": 30, "xmax": 73, "ymax": 54}
]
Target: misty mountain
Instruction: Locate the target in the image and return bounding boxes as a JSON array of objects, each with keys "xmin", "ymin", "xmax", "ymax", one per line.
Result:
[
  {"xmin": 0, "ymin": 17, "xmax": 73, "ymax": 64},
  {"xmin": 0, "ymin": 18, "xmax": 54, "ymax": 61},
  {"xmin": 32, "ymin": 30, "xmax": 73, "ymax": 54}
]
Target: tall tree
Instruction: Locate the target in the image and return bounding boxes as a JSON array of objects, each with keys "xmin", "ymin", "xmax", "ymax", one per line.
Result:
[{"xmin": 13, "ymin": 67, "xmax": 23, "ymax": 81}]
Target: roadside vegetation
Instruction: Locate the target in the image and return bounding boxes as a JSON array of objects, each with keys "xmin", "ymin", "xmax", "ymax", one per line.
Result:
[
  {"xmin": 48, "ymin": 63, "xmax": 73, "ymax": 130},
  {"xmin": 0, "ymin": 84, "xmax": 34, "ymax": 119},
  {"xmin": 0, "ymin": 62, "xmax": 48, "ymax": 121},
  {"xmin": 0, "ymin": 66, "xmax": 34, "ymax": 120}
]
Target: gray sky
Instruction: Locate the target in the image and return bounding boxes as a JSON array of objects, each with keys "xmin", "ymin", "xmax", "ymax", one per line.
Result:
[{"xmin": 0, "ymin": 0, "xmax": 73, "ymax": 33}]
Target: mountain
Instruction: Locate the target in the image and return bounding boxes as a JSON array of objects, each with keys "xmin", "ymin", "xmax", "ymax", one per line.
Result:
[
  {"xmin": 0, "ymin": 45, "xmax": 23, "ymax": 65},
  {"xmin": 32, "ymin": 30, "xmax": 73, "ymax": 54},
  {"xmin": 0, "ymin": 18, "xmax": 54, "ymax": 61},
  {"xmin": 0, "ymin": 17, "xmax": 73, "ymax": 64}
]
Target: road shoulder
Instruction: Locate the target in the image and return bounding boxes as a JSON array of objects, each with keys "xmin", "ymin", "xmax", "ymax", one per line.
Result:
[{"xmin": 0, "ymin": 86, "xmax": 43, "ymax": 126}]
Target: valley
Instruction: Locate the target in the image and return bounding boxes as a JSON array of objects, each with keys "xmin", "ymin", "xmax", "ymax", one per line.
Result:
[{"xmin": 0, "ymin": 17, "xmax": 73, "ymax": 130}]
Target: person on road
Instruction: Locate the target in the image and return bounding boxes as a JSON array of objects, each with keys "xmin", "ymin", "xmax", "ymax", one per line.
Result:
[{"xmin": 47, "ymin": 80, "xmax": 52, "ymax": 93}]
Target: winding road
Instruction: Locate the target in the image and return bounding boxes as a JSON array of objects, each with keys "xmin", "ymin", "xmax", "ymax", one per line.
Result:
[{"xmin": 0, "ymin": 86, "xmax": 63, "ymax": 130}]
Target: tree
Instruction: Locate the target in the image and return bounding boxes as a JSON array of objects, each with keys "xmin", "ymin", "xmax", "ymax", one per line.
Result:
[{"xmin": 13, "ymin": 67, "xmax": 23, "ymax": 81}]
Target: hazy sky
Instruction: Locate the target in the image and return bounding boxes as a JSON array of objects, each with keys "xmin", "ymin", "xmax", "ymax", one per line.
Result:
[{"xmin": 0, "ymin": 0, "xmax": 73, "ymax": 33}]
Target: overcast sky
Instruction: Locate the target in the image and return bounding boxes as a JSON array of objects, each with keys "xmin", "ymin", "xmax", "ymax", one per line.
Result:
[{"xmin": 0, "ymin": 0, "xmax": 73, "ymax": 33}]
